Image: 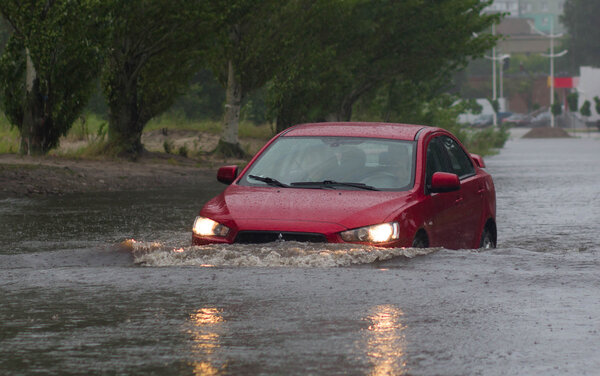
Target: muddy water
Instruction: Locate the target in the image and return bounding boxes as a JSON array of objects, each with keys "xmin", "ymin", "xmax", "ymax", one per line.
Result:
[{"xmin": 1, "ymin": 133, "xmax": 600, "ymax": 375}]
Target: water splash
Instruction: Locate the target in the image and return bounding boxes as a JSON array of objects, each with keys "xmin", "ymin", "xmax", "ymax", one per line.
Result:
[{"xmin": 122, "ymin": 239, "xmax": 438, "ymax": 268}]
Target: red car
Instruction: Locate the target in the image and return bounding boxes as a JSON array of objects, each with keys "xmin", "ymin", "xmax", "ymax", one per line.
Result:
[{"xmin": 192, "ymin": 122, "xmax": 496, "ymax": 249}]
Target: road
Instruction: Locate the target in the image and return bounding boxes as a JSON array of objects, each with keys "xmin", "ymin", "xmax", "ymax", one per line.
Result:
[{"xmin": 1, "ymin": 130, "xmax": 599, "ymax": 375}]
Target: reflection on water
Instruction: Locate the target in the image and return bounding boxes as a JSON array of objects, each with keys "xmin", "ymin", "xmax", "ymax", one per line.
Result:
[
  {"xmin": 363, "ymin": 305, "xmax": 408, "ymax": 376},
  {"xmin": 187, "ymin": 308, "xmax": 226, "ymax": 375}
]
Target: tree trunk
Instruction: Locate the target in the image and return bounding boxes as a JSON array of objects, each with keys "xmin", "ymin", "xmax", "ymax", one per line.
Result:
[
  {"xmin": 214, "ymin": 59, "xmax": 246, "ymax": 158},
  {"xmin": 20, "ymin": 49, "xmax": 51, "ymax": 155},
  {"xmin": 339, "ymin": 98, "xmax": 354, "ymax": 121},
  {"xmin": 275, "ymin": 98, "xmax": 299, "ymax": 133},
  {"xmin": 107, "ymin": 73, "xmax": 145, "ymax": 158}
]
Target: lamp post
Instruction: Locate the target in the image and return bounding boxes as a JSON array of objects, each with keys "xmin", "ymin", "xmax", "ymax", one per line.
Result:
[
  {"xmin": 484, "ymin": 51, "xmax": 510, "ymax": 125},
  {"xmin": 482, "ymin": 24, "xmax": 510, "ymax": 126},
  {"xmin": 527, "ymin": 20, "xmax": 567, "ymax": 128}
]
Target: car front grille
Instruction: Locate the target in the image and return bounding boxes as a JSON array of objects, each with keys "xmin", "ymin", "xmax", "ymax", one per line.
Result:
[{"xmin": 234, "ymin": 231, "xmax": 327, "ymax": 244}]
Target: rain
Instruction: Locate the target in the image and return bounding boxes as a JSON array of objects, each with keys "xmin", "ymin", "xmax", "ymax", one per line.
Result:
[{"xmin": 2, "ymin": 1, "xmax": 600, "ymax": 375}]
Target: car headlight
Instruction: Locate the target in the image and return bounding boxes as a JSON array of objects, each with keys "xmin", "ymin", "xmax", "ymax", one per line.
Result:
[
  {"xmin": 340, "ymin": 222, "xmax": 399, "ymax": 243},
  {"xmin": 193, "ymin": 216, "xmax": 230, "ymax": 237}
]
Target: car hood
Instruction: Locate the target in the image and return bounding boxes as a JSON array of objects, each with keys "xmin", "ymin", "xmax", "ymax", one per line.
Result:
[{"xmin": 201, "ymin": 185, "xmax": 414, "ymax": 230}]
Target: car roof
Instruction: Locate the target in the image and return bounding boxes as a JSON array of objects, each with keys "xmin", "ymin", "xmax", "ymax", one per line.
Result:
[{"xmin": 282, "ymin": 122, "xmax": 433, "ymax": 141}]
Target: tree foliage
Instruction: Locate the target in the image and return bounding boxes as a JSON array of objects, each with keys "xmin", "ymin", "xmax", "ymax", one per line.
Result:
[
  {"xmin": 206, "ymin": 0, "xmax": 297, "ymax": 157},
  {"xmin": 268, "ymin": 0, "xmax": 501, "ymax": 132},
  {"xmin": 0, "ymin": 17, "xmax": 10, "ymax": 55},
  {"xmin": 101, "ymin": 0, "xmax": 210, "ymax": 157},
  {"xmin": 0, "ymin": 0, "xmax": 106, "ymax": 155},
  {"xmin": 561, "ymin": 0, "xmax": 600, "ymax": 68},
  {"xmin": 0, "ymin": 0, "xmax": 508, "ymax": 157},
  {"xmin": 567, "ymin": 92, "xmax": 579, "ymax": 112},
  {"xmin": 580, "ymin": 100, "xmax": 591, "ymax": 117}
]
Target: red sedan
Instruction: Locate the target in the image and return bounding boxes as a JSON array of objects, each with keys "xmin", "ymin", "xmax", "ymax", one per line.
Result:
[{"xmin": 192, "ymin": 122, "xmax": 496, "ymax": 249}]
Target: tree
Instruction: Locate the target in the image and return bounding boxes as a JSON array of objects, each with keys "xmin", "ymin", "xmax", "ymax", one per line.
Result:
[
  {"xmin": 561, "ymin": 0, "xmax": 600, "ymax": 68},
  {"xmin": 268, "ymin": 0, "xmax": 501, "ymax": 131},
  {"xmin": 551, "ymin": 92, "xmax": 562, "ymax": 117},
  {"xmin": 267, "ymin": 0, "xmax": 355, "ymax": 131},
  {"xmin": 0, "ymin": 17, "xmax": 10, "ymax": 55},
  {"xmin": 580, "ymin": 100, "xmax": 591, "ymax": 117},
  {"xmin": 567, "ymin": 92, "xmax": 579, "ymax": 112},
  {"xmin": 207, "ymin": 0, "xmax": 300, "ymax": 157},
  {"xmin": 101, "ymin": 0, "xmax": 209, "ymax": 157},
  {"xmin": 0, "ymin": 0, "xmax": 106, "ymax": 155}
]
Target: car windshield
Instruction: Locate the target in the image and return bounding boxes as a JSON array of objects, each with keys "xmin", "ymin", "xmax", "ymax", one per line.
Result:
[{"xmin": 240, "ymin": 136, "xmax": 415, "ymax": 191}]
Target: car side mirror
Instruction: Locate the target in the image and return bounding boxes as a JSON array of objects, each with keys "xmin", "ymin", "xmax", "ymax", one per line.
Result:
[
  {"xmin": 429, "ymin": 172, "xmax": 460, "ymax": 193},
  {"xmin": 217, "ymin": 165, "xmax": 238, "ymax": 185},
  {"xmin": 470, "ymin": 154, "xmax": 486, "ymax": 168}
]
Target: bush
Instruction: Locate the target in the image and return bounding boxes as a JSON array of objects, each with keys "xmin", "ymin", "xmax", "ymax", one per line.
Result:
[
  {"xmin": 163, "ymin": 140, "xmax": 173, "ymax": 154},
  {"xmin": 178, "ymin": 144, "xmax": 188, "ymax": 158}
]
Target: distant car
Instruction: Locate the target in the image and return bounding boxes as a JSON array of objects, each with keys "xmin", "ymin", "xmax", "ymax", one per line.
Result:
[
  {"xmin": 502, "ymin": 113, "xmax": 530, "ymax": 127},
  {"xmin": 472, "ymin": 114, "xmax": 494, "ymax": 128},
  {"xmin": 497, "ymin": 111, "xmax": 513, "ymax": 123},
  {"xmin": 192, "ymin": 122, "xmax": 497, "ymax": 249},
  {"xmin": 530, "ymin": 111, "xmax": 551, "ymax": 127}
]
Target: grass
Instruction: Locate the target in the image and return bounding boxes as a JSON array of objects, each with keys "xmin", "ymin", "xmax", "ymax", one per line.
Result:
[
  {"xmin": 49, "ymin": 114, "xmax": 274, "ymax": 159},
  {"xmin": 1, "ymin": 112, "xmax": 509, "ymax": 159},
  {"xmin": 463, "ymin": 126, "xmax": 510, "ymax": 156},
  {"xmin": 0, "ymin": 114, "xmax": 20, "ymax": 154},
  {"xmin": 64, "ymin": 113, "xmax": 108, "ymax": 142},
  {"xmin": 1, "ymin": 108, "xmax": 274, "ymax": 155},
  {"xmin": 146, "ymin": 113, "xmax": 275, "ymax": 139},
  {"xmin": 1, "ymin": 109, "xmax": 512, "ymax": 159}
]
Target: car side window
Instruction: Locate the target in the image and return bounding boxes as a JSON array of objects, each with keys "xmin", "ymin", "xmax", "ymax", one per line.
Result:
[
  {"xmin": 425, "ymin": 137, "xmax": 447, "ymax": 185},
  {"xmin": 439, "ymin": 136, "xmax": 475, "ymax": 179}
]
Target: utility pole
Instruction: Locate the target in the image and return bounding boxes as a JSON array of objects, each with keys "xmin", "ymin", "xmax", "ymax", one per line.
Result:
[
  {"xmin": 491, "ymin": 24, "xmax": 497, "ymax": 126},
  {"xmin": 484, "ymin": 44, "xmax": 509, "ymax": 126},
  {"xmin": 528, "ymin": 20, "xmax": 567, "ymax": 128}
]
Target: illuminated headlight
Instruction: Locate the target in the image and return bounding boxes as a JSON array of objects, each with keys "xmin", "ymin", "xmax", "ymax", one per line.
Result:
[
  {"xmin": 340, "ymin": 222, "xmax": 399, "ymax": 243},
  {"xmin": 193, "ymin": 216, "xmax": 230, "ymax": 237}
]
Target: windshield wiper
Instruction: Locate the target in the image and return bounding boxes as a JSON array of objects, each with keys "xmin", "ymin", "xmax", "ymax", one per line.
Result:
[
  {"xmin": 290, "ymin": 180, "xmax": 379, "ymax": 191},
  {"xmin": 248, "ymin": 175, "xmax": 290, "ymax": 188}
]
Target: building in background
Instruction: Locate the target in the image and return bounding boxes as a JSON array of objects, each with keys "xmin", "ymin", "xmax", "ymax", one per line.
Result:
[
  {"xmin": 496, "ymin": 18, "xmax": 552, "ymax": 54},
  {"xmin": 485, "ymin": 0, "xmax": 521, "ymax": 16},
  {"xmin": 575, "ymin": 67, "xmax": 600, "ymax": 124},
  {"xmin": 519, "ymin": 0, "xmax": 566, "ymax": 34},
  {"xmin": 460, "ymin": 0, "xmax": 569, "ymax": 117},
  {"xmin": 484, "ymin": 0, "xmax": 566, "ymax": 35}
]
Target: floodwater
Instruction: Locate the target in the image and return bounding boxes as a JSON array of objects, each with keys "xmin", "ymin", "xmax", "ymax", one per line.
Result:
[{"xmin": 1, "ymin": 131, "xmax": 600, "ymax": 375}]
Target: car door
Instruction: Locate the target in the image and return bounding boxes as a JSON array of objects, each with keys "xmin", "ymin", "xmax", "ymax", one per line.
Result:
[
  {"xmin": 438, "ymin": 135, "xmax": 483, "ymax": 248},
  {"xmin": 424, "ymin": 136, "xmax": 464, "ymax": 249}
]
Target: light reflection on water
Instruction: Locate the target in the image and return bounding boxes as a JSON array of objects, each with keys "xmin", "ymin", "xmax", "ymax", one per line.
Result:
[
  {"xmin": 363, "ymin": 305, "xmax": 408, "ymax": 376},
  {"xmin": 187, "ymin": 308, "xmax": 226, "ymax": 376}
]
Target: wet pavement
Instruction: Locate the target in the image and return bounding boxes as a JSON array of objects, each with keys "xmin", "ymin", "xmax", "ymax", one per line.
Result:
[{"xmin": 1, "ymin": 130, "xmax": 600, "ymax": 375}]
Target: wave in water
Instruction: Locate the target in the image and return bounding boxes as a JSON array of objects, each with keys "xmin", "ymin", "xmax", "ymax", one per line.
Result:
[{"xmin": 122, "ymin": 239, "xmax": 438, "ymax": 268}]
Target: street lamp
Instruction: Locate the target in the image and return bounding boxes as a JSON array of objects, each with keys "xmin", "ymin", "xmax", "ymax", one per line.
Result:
[
  {"xmin": 481, "ymin": 24, "xmax": 510, "ymax": 126},
  {"xmin": 527, "ymin": 20, "xmax": 567, "ymax": 128},
  {"xmin": 484, "ymin": 53, "xmax": 510, "ymax": 126}
]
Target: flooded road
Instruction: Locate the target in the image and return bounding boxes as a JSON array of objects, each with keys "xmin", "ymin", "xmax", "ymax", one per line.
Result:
[{"xmin": 1, "ymin": 132, "xmax": 600, "ymax": 375}]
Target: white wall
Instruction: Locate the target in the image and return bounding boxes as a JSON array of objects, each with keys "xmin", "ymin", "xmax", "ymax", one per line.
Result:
[{"xmin": 577, "ymin": 66, "xmax": 600, "ymax": 122}]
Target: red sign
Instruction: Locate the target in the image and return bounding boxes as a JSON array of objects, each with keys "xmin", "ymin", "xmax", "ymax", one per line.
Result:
[{"xmin": 547, "ymin": 77, "xmax": 578, "ymax": 88}]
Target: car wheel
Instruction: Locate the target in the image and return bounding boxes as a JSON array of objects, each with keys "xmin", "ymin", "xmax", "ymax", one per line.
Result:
[
  {"xmin": 412, "ymin": 233, "xmax": 428, "ymax": 248},
  {"xmin": 479, "ymin": 228, "xmax": 496, "ymax": 249}
]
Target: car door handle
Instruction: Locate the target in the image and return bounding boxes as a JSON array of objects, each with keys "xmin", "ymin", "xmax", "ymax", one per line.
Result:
[{"xmin": 455, "ymin": 196, "xmax": 464, "ymax": 204}]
